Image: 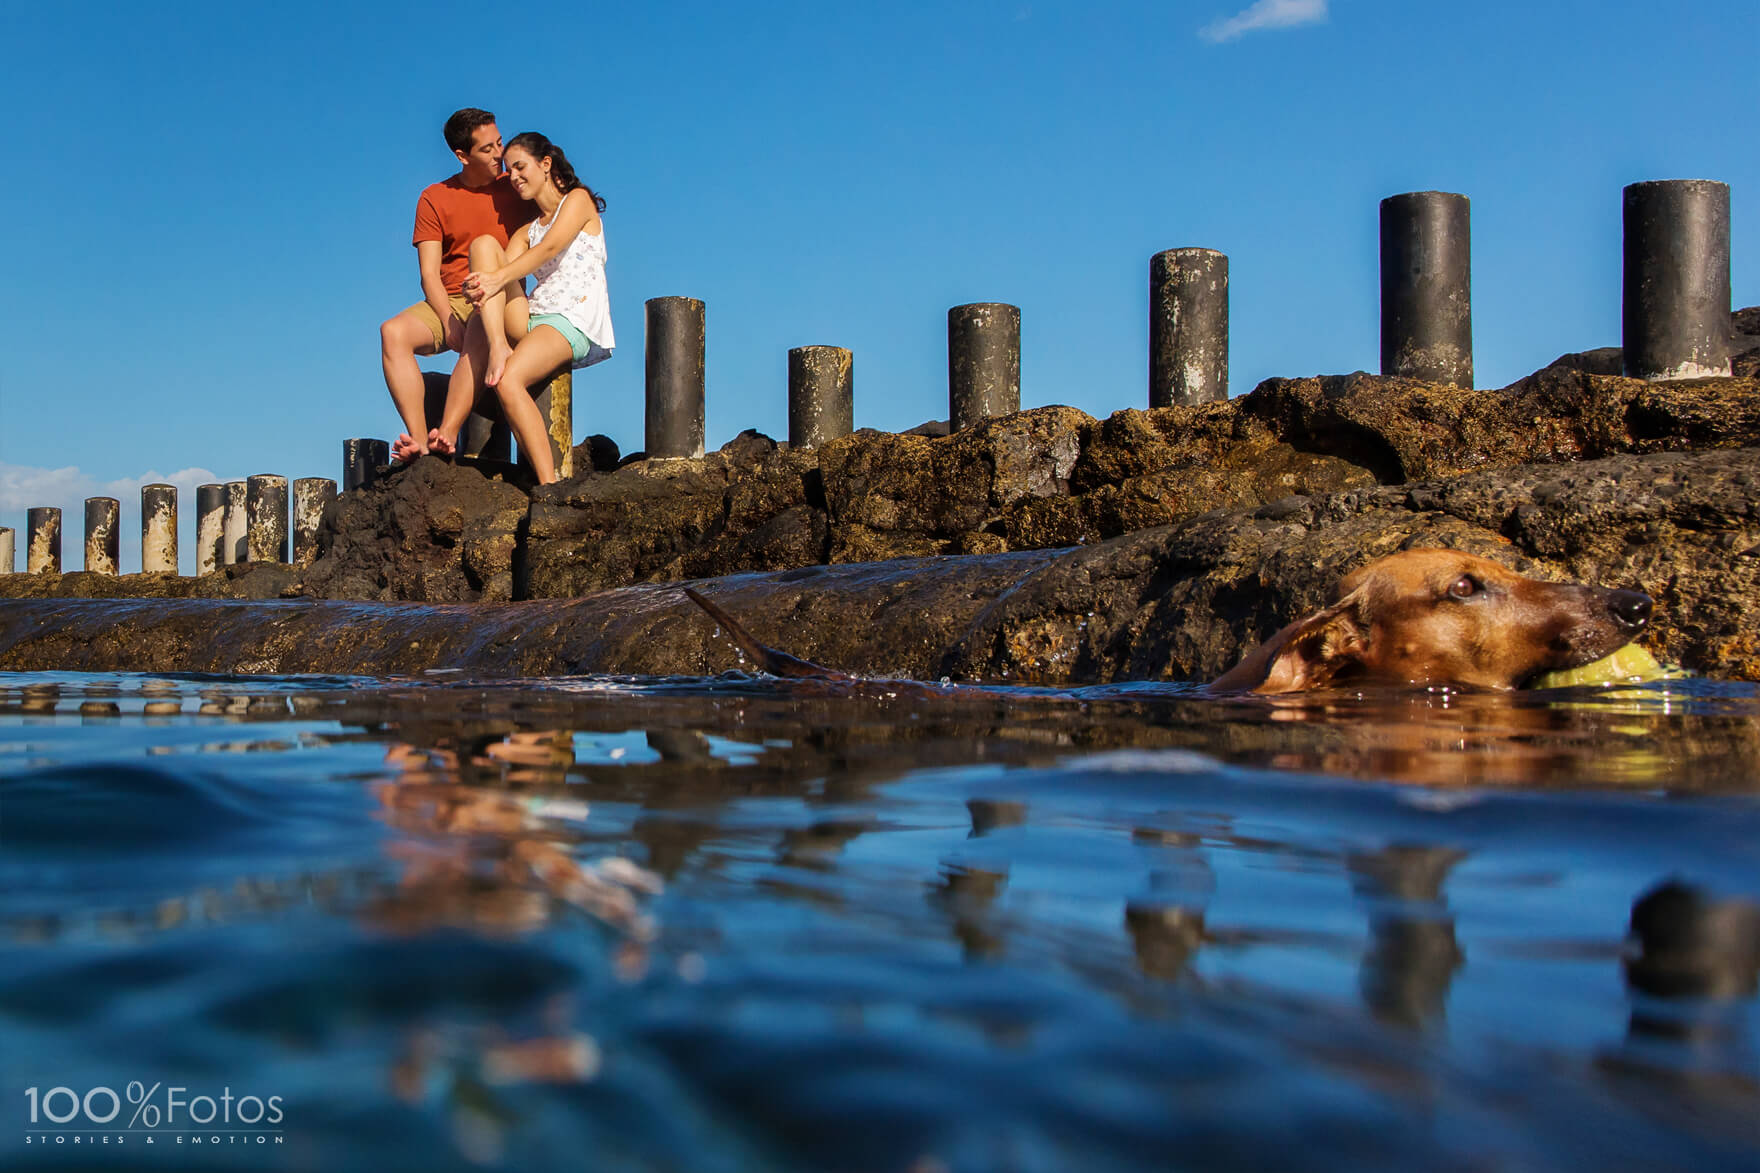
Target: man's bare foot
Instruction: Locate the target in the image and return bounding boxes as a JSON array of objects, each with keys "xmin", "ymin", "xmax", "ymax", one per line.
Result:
[
  {"xmin": 428, "ymin": 428, "xmax": 458, "ymax": 457},
  {"xmin": 391, "ymin": 433, "xmax": 428, "ymax": 464},
  {"xmin": 485, "ymin": 345, "xmax": 513, "ymax": 388}
]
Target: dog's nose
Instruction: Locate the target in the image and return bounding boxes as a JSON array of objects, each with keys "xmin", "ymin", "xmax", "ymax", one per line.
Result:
[{"xmin": 1609, "ymin": 589, "xmax": 1653, "ymax": 632}]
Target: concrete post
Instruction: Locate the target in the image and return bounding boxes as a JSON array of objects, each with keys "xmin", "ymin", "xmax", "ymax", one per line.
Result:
[
  {"xmin": 0, "ymin": 527, "xmax": 13, "ymax": 574},
  {"xmin": 343, "ymin": 438, "xmax": 389, "ymax": 492},
  {"xmin": 26, "ymin": 509, "xmax": 60, "ymax": 574},
  {"xmin": 1380, "ymin": 191, "xmax": 1473, "ymax": 387},
  {"xmin": 948, "ymin": 303, "xmax": 1021, "ymax": 431},
  {"xmin": 1150, "ymin": 248, "xmax": 1230, "ymax": 406},
  {"xmin": 85, "ymin": 497, "xmax": 120, "ymax": 575},
  {"xmin": 246, "ymin": 474, "xmax": 289, "ymax": 564},
  {"xmin": 645, "ymin": 297, "xmax": 706, "ymax": 459},
  {"xmin": 532, "ymin": 370, "xmax": 575, "ymax": 478},
  {"xmin": 142, "ymin": 484, "xmax": 178, "ymax": 574},
  {"xmin": 788, "ymin": 346, "xmax": 854, "ymax": 449},
  {"xmin": 196, "ymin": 484, "xmax": 226, "ymax": 575},
  {"xmin": 1623, "ymin": 179, "xmax": 1732, "ymax": 381},
  {"xmin": 293, "ymin": 478, "xmax": 336, "ymax": 566},
  {"xmin": 222, "ymin": 482, "xmax": 247, "ymax": 565}
]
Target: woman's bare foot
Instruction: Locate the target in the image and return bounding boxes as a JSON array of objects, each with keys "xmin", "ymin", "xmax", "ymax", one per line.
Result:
[
  {"xmin": 391, "ymin": 433, "xmax": 428, "ymax": 464},
  {"xmin": 485, "ymin": 345, "xmax": 513, "ymax": 388},
  {"xmin": 428, "ymin": 428, "xmax": 458, "ymax": 457}
]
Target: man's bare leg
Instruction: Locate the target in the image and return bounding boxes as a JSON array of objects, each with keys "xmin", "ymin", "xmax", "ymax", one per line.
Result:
[{"xmin": 382, "ymin": 310, "xmax": 444, "ymax": 461}]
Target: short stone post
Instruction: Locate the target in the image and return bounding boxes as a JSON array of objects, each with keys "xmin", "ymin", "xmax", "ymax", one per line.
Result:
[
  {"xmin": 948, "ymin": 303, "xmax": 1021, "ymax": 431},
  {"xmin": 85, "ymin": 497, "xmax": 120, "ymax": 575},
  {"xmin": 1380, "ymin": 191, "xmax": 1473, "ymax": 387},
  {"xmin": 196, "ymin": 484, "xmax": 226, "ymax": 575},
  {"xmin": 788, "ymin": 346, "xmax": 854, "ymax": 449},
  {"xmin": 1150, "ymin": 248, "xmax": 1230, "ymax": 406},
  {"xmin": 343, "ymin": 438, "xmax": 389, "ymax": 492},
  {"xmin": 532, "ymin": 370, "xmax": 575, "ymax": 478},
  {"xmin": 645, "ymin": 296, "xmax": 706, "ymax": 459},
  {"xmin": 222, "ymin": 482, "xmax": 247, "ymax": 565},
  {"xmin": 293, "ymin": 477, "xmax": 336, "ymax": 566},
  {"xmin": 141, "ymin": 484, "xmax": 178, "ymax": 574},
  {"xmin": 0, "ymin": 527, "xmax": 13, "ymax": 574},
  {"xmin": 1623, "ymin": 179, "xmax": 1732, "ymax": 380},
  {"xmin": 26, "ymin": 509, "xmax": 60, "ymax": 574},
  {"xmin": 247, "ymin": 474, "xmax": 289, "ymax": 564}
]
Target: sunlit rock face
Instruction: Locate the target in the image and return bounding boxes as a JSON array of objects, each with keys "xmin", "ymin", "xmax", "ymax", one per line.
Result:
[{"xmin": 4, "ymin": 312, "xmax": 1760, "ymax": 682}]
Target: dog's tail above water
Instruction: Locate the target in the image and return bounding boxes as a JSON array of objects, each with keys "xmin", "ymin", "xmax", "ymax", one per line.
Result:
[{"xmin": 682, "ymin": 588, "xmax": 844, "ymax": 680}]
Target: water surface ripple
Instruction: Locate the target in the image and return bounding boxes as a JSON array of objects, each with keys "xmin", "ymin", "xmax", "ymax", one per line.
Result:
[{"xmin": 2, "ymin": 671, "xmax": 1757, "ymax": 1171}]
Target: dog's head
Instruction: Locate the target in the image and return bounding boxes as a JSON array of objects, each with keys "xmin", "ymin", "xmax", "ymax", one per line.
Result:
[{"xmin": 1212, "ymin": 549, "xmax": 1653, "ymax": 693}]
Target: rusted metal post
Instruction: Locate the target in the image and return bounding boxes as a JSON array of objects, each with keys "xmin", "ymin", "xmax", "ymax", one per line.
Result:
[
  {"xmin": 196, "ymin": 484, "xmax": 226, "ymax": 575},
  {"xmin": 343, "ymin": 438, "xmax": 389, "ymax": 492},
  {"xmin": 788, "ymin": 346, "xmax": 854, "ymax": 449},
  {"xmin": 1380, "ymin": 191, "xmax": 1473, "ymax": 387},
  {"xmin": 246, "ymin": 475, "xmax": 289, "ymax": 564},
  {"xmin": 1150, "ymin": 248, "xmax": 1229, "ymax": 406},
  {"xmin": 142, "ymin": 484, "xmax": 178, "ymax": 574},
  {"xmin": 293, "ymin": 478, "xmax": 336, "ymax": 566},
  {"xmin": 645, "ymin": 297, "xmax": 706, "ymax": 459},
  {"xmin": 1623, "ymin": 180, "xmax": 1732, "ymax": 380},
  {"xmin": 532, "ymin": 370, "xmax": 575, "ymax": 478},
  {"xmin": 26, "ymin": 509, "xmax": 60, "ymax": 574},
  {"xmin": 85, "ymin": 497, "xmax": 120, "ymax": 575},
  {"xmin": 222, "ymin": 482, "xmax": 247, "ymax": 565},
  {"xmin": 948, "ymin": 303, "xmax": 1021, "ymax": 430}
]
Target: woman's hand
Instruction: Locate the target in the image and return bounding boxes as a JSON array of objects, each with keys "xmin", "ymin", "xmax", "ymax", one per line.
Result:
[{"xmin": 463, "ymin": 268, "xmax": 504, "ymax": 306}]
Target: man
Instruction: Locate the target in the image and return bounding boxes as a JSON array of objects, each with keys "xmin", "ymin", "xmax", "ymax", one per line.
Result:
[{"xmin": 379, "ymin": 108, "xmax": 529, "ymax": 462}]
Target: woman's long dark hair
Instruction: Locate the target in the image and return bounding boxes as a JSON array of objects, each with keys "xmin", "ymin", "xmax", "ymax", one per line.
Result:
[{"xmin": 507, "ymin": 131, "xmax": 606, "ymax": 212}]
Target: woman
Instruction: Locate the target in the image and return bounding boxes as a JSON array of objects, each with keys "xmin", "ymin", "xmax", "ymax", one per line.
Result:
[{"xmin": 430, "ymin": 132, "xmax": 613, "ymax": 485}]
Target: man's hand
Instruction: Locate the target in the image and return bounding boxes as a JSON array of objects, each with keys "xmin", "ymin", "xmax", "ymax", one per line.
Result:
[{"xmin": 443, "ymin": 312, "xmax": 466, "ymax": 352}]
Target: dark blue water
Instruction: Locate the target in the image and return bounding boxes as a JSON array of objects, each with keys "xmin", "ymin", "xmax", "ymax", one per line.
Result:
[{"xmin": 3, "ymin": 671, "xmax": 1758, "ymax": 1171}]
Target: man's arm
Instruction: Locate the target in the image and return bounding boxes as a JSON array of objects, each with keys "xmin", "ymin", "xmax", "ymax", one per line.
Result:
[{"xmin": 415, "ymin": 240, "xmax": 461, "ymax": 351}]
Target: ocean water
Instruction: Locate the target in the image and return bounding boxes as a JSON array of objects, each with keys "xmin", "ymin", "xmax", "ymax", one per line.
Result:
[{"xmin": 2, "ymin": 669, "xmax": 1758, "ymax": 1171}]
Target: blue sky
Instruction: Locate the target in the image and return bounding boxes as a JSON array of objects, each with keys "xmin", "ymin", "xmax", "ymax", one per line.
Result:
[{"xmin": 1, "ymin": 0, "xmax": 1755, "ymax": 572}]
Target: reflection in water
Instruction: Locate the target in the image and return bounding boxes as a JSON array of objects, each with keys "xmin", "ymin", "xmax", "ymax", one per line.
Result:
[
  {"xmin": 1348, "ymin": 845, "xmax": 1467, "ymax": 1028},
  {"xmin": 2, "ymin": 672, "xmax": 1759, "ymax": 1171}
]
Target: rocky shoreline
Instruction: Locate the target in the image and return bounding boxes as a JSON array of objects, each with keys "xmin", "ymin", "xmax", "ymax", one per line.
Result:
[{"xmin": 4, "ymin": 313, "xmax": 1758, "ymax": 682}]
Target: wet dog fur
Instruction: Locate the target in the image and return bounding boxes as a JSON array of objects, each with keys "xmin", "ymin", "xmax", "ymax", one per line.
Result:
[{"xmin": 686, "ymin": 549, "xmax": 1654, "ymax": 695}]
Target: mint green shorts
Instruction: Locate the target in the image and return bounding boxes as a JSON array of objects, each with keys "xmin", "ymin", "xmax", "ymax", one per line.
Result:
[{"xmin": 529, "ymin": 313, "xmax": 612, "ymax": 369}]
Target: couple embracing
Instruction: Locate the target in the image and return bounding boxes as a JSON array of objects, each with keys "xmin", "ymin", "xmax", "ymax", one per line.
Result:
[{"xmin": 378, "ymin": 107, "xmax": 613, "ymax": 486}]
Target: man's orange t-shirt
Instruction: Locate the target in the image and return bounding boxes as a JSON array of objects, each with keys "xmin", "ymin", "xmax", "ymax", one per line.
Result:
[{"xmin": 411, "ymin": 174, "xmax": 530, "ymax": 295}]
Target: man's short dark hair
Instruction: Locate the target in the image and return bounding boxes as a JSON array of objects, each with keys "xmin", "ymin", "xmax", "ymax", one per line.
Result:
[{"xmin": 444, "ymin": 108, "xmax": 497, "ymax": 155}]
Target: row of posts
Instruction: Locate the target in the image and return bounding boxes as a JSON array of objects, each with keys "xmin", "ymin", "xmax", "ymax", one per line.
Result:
[
  {"xmin": 3, "ymin": 477, "xmax": 336, "ymax": 576},
  {"xmin": 627, "ymin": 178, "xmax": 1738, "ymax": 456},
  {"xmin": 6, "ymin": 180, "xmax": 1737, "ymax": 574}
]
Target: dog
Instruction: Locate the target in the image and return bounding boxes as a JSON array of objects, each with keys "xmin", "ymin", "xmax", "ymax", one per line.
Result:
[
  {"xmin": 686, "ymin": 548, "xmax": 1653, "ymax": 695},
  {"xmin": 1208, "ymin": 549, "xmax": 1653, "ymax": 693}
]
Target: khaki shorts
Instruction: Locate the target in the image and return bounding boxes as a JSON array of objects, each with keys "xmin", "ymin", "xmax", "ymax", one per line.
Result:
[{"xmin": 405, "ymin": 294, "xmax": 477, "ymax": 352}]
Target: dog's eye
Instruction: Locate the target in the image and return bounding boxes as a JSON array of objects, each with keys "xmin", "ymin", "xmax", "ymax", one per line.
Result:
[{"xmin": 1448, "ymin": 575, "xmax": 1480, "ymax": 599}]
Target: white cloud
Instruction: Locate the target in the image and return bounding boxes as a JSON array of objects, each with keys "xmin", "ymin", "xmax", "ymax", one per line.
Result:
[
  {"xmin": 0, "ymin": 462, "xmax": 92, "ymax": 512},
  {"xmin": 1200, "ymin": 0, "xmax": 1328, "ymax": 43},
  {"xmin": 1, "ymin": 462, "xmax": 224, "ymax": 573}
]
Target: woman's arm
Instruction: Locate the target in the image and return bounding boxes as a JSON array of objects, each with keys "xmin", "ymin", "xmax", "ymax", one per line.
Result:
[{"xmin": 478, "ymin": 191, "xmax": 598, "ymax": 291}]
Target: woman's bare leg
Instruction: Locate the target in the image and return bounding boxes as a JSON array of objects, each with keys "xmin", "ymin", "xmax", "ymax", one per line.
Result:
[{"xmin": 492, "ymin": 325, "xmax": 574, "ymax": 485}]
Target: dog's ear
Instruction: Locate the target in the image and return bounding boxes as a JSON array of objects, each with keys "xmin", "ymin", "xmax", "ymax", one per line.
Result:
[{"xmin": 1212, "ymin": 592, "xmax": 1371, "ymax": 694}]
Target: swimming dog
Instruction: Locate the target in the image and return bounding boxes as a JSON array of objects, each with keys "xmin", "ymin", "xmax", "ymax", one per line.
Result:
[
  {"xmin": 1208, "ymin": 549, "xmax": 1652, "ymax": 693},
  {"xmin": 686, "ymin": 548, "xmax": 1653, "ymax": 694}
]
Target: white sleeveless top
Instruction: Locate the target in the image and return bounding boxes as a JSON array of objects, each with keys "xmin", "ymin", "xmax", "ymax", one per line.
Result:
[{"xmin": 526, "ymin": 191, "xmax": 615, "ymax": 358}]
